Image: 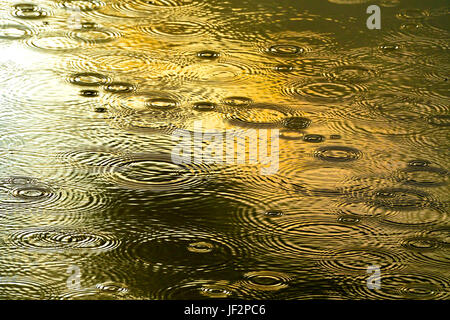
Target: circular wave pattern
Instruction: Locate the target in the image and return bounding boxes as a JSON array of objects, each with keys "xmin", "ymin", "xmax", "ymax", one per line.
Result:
[
  {"xmin": 314, "ymin": 146, "xmax": 362, "ymax": 162},
  {"xmin": 318, "ymin": 247, "xmax": 407, "ymax": 274},
  {"xmin": 68, "ymin": 72, "xmax": 110, "ymax": 86},
  {"xmin": 324, "ymin": 65, "xmax": 379, "ymax": 83},
  {"xmin": 122, "ymin": 233, "xmax": 243, "ymax": 271},
  {"xmin": 395, "ymin": 166, "xmax": 449, "ymax": 187},
  {"xmin": 239, "ymin": 271, "xmax": 292, "ymax": 292},
  {"xmin": 138, "ymin": 20, "xmax": 210, "ymax": 38},
  {"xmin": 11, "ymin": 4, "xmax": 48, "ymax": 20},
  {"xmin": 103, "ymin": 153, "xmax": 211, "ymax": 192},
  {"xmin": 7, "ymin": 228, "xmax": 120, "ymax": 252},
  {"xmin": 227, "ymin": 103, "xmax": 297, "ymax": 129},
  {"xmin": 0, "ymin": 277, "xmax": 56, "ymax": 299},
  {"xmin": 0, "ymin": 177, "xmax": 114, "ymax": 214},
  {"xmin": 342, "ymin": 272, "xmax": 450, "ymax": 299},
  {"xmin": 104, "ymin": 82, "xmax": 136, "ymax": 93},
  {"xmin": 0, "ymin": 23, "xmax": 32, "ymax": 40},
  {"xmin": 283, "ymin": 80, "xmax": 364, "ymax": 102},
  {"xmin": 69, "ymin": 28, "xmax": 121, "ymax": 44}
]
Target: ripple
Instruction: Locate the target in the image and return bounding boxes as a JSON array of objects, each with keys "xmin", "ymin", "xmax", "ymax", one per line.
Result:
[
  {"xmin": 179, "ymin": 59, "xmax": 258, "ymax": 84},
  {"xmin": 103, "ymin": 82, "xmax": 136, "ymax": 93},
  {"xmin": 314, "ymin": 146, "xmax": 362, "ymax": 162},
  {"xmin": 0, "ymin": 177, "xmax": 113, "ymax": 215},
  {"xmin": 196, "ymin": 50, "xmax": 220, "ymax": 60},
  {"xmin": 342, "ymin": 272, "xmax": 450, "ymax": 299},
  {"xmin": 282, "ymin": 117, "xmax": 311, "ymax": 130},
  {"xmin": 61, "ymin": 0, "xmax": 105, "ymax": 12},
  {"xmin": 150, "ymin": 279, "xmax": 238, "ymax": 300},
  {"xmin": 7, "ymin": 228, "xmax": 120, "ymax": 252},
  {"xmin": 261, "ymin": 216, "xmax": 385, "ymax": 258},
  {"xmin": 401, "ymin": 236, "xmax": 449, "ymax": 268},
  {"xmin": 69, "ymin": 27, "xmax": 121, "ymax": 44},
  {"xmin": 68, "ymin": 72, "xmax": 110, "ymax": 86},
  {"xmin": 103, "ymin": 153, "xmax": 211, "ymax": 192},
  {"xmin": 56, "ymin": 147, "xmax": 131, "ymax": 174},
  {"xmin": 324, "ymin": 65, "xmax": 378, "ymax": 83},
  {"xmin": 133, "ymin": 0, "xmax": 201, "ymax": 7},
  {"xmin": 11, "ymin": 3, "xmax": 48, "ymax": 20},
  {"xmin": 266, "ymin": 44, "xmax": 305, "ymax": 56},
  {"xmin": 68, "ymin": 50, "xmax": 153, "ymax": 75},
  {"xmin": 283, "ymin": 80, "xmax": 363, "ymax": 102},
  {"xmin": 223, "ymin": 96, "xmax": 253, "ymax": 107},
  {"xmin": 227, "ymin": 103, "xmax": 297, "ymax": 129},
  {"xmin": 0, "ymin": 277, "xmax": 56, "ymax": 299},
  {"xmin": 239, "ymin": 271, "xmax": 291, "ymax": 291},
  {"xmin": 318, "ymin": 247, "xmax": 407, "ymax": 275},
  {"xmin": 26, "ymin": 33, "xmax": 82, "ymax": 51},
  {"xmin": 395, "ymin": 166, "xmax": 449, "ymax": 187},
  {"xmin": 428, "ymin": 115, "xmax": 450, "ymax": 127},
  {"xmin": 303, "ymin": 134, "xmax": 325, "ymax": 143},
  {"xmin": 191, "ymin": 101, "xmax": 216, "ymax": 112},
  {"xmin": 122, "ymin": 232, "xmax": 243, "ymax": 271},
  {"xmin": 0, "ymin": 23, "xmax": 32, "ymax": 40},
  {"xmin": 138, "ymin": 20, "xmax": 209, "ymax": 38},
  {"xmin": 1, "ymin": 69, "xmax": 106, "ymax": 119}
]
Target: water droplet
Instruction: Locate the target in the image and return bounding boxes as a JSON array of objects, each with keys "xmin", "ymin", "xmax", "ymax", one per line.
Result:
[
  {"xmin": 282, "ymin": 117, "xmax": 311, "ymax": 130},
  {"xmin": 314, "ymin": 146, "xmax": 362, "ymax": 162},
  {"xmin": 303, "ymin": 134, "xmax": 325, "ymax": 143},
  {"xmin": 197, "ymin": 50, "xmax": 220, "ymax": 60},
  {"xmin": 223, "ymin": 96, "xmax": 253, "ymax": 107},
  {"xmin": 264, "ymin": 210, "xmax": 283, "ymax": 217},
  {"xmin": 275, "ymin": 64, "xmax": 294, "ymax": 72},
  {"xmin": 69, "ymin": 72, "xmax": 109, "ymax": 86},
  {"xmin": 268, "ymin": 44, "xmax": 304, "ymax": 56},
  {"xmin": 104, "ymin": 82, "xmax": 135, "ymax": 93},
  {"xmin": 80, "ymin": 89, "xmax": 99, "ymax": 97},
  {"xmin": 145, "ymin": 98, "xmax": 178, "ymax": 109},
  {"xmin": 193, "ymin": 101, "xmax": 216, "ymax": 111},
  {"xmin": 187, "ymin": 241, "xmax": 214, "ymax": 253}
]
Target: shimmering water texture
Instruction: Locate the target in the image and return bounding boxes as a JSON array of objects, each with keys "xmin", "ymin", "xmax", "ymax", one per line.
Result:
[{"xmin": 0, "ymin": 0, "xmax": 449, "ymax": 300}]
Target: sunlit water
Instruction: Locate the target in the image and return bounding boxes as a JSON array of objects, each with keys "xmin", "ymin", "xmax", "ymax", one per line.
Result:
[{"xmin": 0, "ymin": 0, "xmax": 448, "ymax": 300}]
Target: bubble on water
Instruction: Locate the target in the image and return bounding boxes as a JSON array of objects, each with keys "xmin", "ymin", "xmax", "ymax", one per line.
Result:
[
  {"xmin": 196, "ymin": 50, "xmax": 220, "ymax": 60},
  {"xmin": 193, "ymin": 102, "xmax": 217, "ymax": 112},
  {"xmin": 79, "ymin": 89, "xmax": 99, "ymax": 97},
  {"xmin": 103, "ymin": 82, "xmax": 135, "ymax": 93},
  {"xmin": 187, "ymin": 241, "xmax": 214, "ymax": 253},
  {"xmin": 303, "ymin": 134, "xmax": 325, "ymax": 143}
]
